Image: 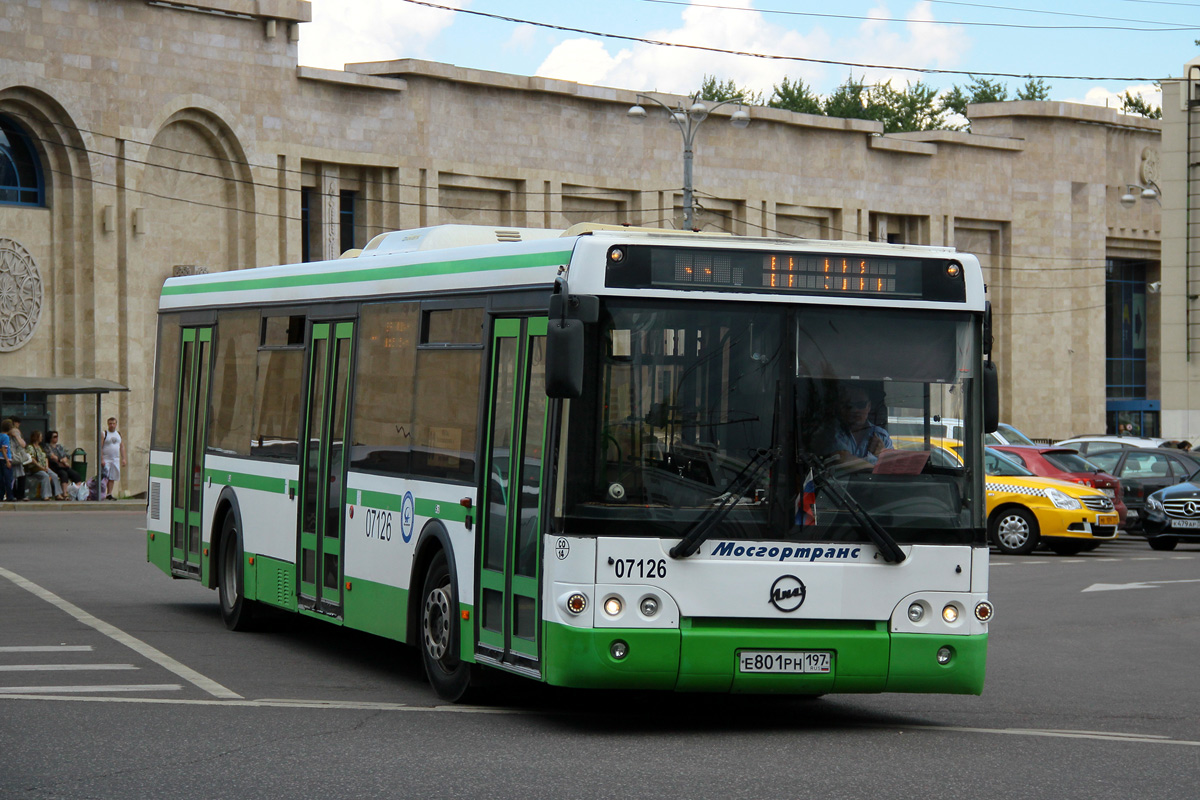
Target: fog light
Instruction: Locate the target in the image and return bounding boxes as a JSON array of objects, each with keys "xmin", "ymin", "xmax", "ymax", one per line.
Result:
[
  {"xmin": 974, "ymin": 601, "xmax": 994, "ymax": 622},
  {"xmin": 566, "ymin": 593, "xmax": 588, "ymax": 615},
  {"xmin": 942, "ymin": 604, "xmax": 959, "ymax": 623},
  {"xmin": 907, "ymin": 602, "xmax": 925, "ymax": 623},
  {"xmin": 611, "ymin": 640, "xmax": 629, "ymax": 660},
  {"xmin": 640, "ymin": 596, "xmax": 660, "ymax": 617},
  {"xmin": 937, "ymin": 646, "xmax": 953, "ymax": 665},
  {"xmin": 604, "ymin": 596, "xmax": 623, "ymax": 617}
]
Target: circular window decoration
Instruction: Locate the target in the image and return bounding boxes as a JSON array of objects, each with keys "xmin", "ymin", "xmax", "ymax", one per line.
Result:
[{"xmin": 0, "ymin": 238, "xmax": 44, "ymax": 352}]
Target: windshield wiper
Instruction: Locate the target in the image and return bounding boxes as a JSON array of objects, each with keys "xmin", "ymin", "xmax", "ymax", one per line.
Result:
[
  {"xmin": 669, "ymin": 448, "xmax": 779, "ymax": 559},
  {"xmin": 800, "ymin": 453, "xmax": 906, "ymax": 564}
]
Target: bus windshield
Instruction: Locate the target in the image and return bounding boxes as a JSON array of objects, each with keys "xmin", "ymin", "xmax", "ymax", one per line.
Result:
[{"xmin": 560, "ymin": 301, "xmax": 983, "ymax": 546}]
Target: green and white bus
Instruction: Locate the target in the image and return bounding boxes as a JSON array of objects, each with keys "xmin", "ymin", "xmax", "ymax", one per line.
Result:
[{"xmin": 146, "ymin": 223, "xmax": 998, "ymax": 701}]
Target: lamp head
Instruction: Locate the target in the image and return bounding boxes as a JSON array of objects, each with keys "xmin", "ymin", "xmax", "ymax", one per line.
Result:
[
  {"xmin": 627, "ymin": 104, "xmax": 647, "ymax": 123},
  {"xmin": 730, "ymin": 106, "xmax": 751, "ymax": 129},
  {"xmin": 687, "ymin": 100, "xmax": 709, "ymax": 123}
]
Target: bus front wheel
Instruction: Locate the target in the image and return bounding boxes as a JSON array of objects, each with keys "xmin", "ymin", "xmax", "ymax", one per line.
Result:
[
  {"xmin": 420, "ymin": 550, "xmax": 472, "ymax": 701},
  {"xmin": 218, "ymin": 514, "xmax": 257, "ymax": 631}
]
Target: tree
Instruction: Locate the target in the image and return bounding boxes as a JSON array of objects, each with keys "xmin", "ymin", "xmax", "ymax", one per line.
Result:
[
  {"xmin": 1121, "ymin": 90, "xmax": 1162, "ymax": 119},
  {"xmin": 1015, "ymin": 77, "xmax": 1051, "ymax": 101},
  {"xmin": 877, "ymin": 81, "xmax": 949, "ymax": 133},
  {"xmin": 822, "ymin": 75, "xmax": 886, "ymax": 124},
  {"xmin": 820, "ymin": 76, "xmax": 948, "ymax": 133},
  {"xmin": 769, "ymin": 76, "xmax": 822, "ymax": 115},
  {"xmin": 696, "ymin": 74, "xmax": 763, "ymax": 105},
  {"xmin": 939, "ymin": 77, "xmax": 1010, "ymax": 118}
]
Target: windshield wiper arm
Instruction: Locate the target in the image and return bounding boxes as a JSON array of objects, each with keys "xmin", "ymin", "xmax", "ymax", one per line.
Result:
[
  {"xmin": 669, "ymin": 448, "xmax": 779, "ymax": 559},
  {"xmin": 800, "ymin": 453, "xmax": 906, "ymax": 564}
]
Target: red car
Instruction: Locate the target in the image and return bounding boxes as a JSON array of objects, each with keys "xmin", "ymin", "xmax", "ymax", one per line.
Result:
[{"xmin": 990, "ymin": 446, "xmax": 1128, "ymax": 527}]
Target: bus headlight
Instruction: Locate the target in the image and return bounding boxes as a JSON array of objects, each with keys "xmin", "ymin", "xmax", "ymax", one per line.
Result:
[
  {"xmin": 639, "ymin": 596, "xmax": 660, "ymax": 617},
  {"xmin": 907, "ymin": 602, "xmax": 925, "ymax": 622},
  {"xmin": 603, "ymin": 596, "xmax": 623, "ymax": 617},
  {"xmin": 942, "ymin": 604, "xmax": 959, "ymax": 623}
]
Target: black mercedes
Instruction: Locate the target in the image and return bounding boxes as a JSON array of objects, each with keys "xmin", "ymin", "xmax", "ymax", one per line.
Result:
[{"xmin": 1141, "ymin": 477, "xmax": 1200, "ymax": 550}]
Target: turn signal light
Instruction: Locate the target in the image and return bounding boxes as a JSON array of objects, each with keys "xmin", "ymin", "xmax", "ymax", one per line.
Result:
[
  {"xmin": 974, "ymin": 601, "xmax": 994, "ymax": 622},
  {"xmin": 566, "ymin": 593, "xmax": 588, "ymax": 615}
]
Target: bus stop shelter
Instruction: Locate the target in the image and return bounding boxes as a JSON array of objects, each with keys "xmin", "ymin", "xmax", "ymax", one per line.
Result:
[{"xmin": 0, "ymin": 376, "xmax": 130, "ymax": 500}]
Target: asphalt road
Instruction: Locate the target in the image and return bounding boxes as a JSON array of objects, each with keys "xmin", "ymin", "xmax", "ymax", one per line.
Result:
[{"xmin": 1, "ymin": 513, "xmax": 1197, "ymax": 799}]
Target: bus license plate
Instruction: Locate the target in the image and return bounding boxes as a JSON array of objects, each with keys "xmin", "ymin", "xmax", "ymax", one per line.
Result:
[{"xmin": 738, "ymin": 650, "xmax": 832, "ymax": 674}]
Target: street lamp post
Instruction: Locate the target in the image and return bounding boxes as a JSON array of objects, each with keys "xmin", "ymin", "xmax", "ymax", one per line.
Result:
[{"xmin": 627, "ymin": 94, "xmax": 750, "ymax": 231}]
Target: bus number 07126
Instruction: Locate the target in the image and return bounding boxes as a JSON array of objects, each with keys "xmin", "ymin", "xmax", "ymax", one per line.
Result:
[
  {"xmin": 613, "ymin": 558, "xmax": 667, "ymax": 579},
  {"xmin": 365, "ymin": 508, "xmax": 393, "ymax": 541}
]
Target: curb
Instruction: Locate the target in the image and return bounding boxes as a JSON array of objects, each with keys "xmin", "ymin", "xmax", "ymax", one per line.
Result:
[{"xmin": 0, "ymin": 500, "xmax": 145, "ymax": 512}]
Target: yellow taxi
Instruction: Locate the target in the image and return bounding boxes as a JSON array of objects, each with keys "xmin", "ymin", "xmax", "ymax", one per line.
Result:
[
  {"xmin": 891, "ymin": 438, "xmax": 1120, "ymax": 555},
  {"xmin": 983, "ymin": 447, "xmax": 1119, "ymax": 555}
]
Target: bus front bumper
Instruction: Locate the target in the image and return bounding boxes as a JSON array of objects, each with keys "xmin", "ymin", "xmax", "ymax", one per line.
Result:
[{"xmin": 541, "ymin": 619, "xmax": 986, "ymax": 695}]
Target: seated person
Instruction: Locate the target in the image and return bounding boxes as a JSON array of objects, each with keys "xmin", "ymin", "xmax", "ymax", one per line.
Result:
[
  {"xmin": 25, "ymin": 430, "xmax": 66, "ymax": 500},
  {"xmin": 43, "ymin": 430, "xmax": 83, "ymax": 488},
  {"xmin": 814, "ymin": 383, "xmax": 892, "ymax": 467}
]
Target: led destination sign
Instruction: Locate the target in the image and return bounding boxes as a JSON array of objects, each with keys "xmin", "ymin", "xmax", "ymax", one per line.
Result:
[{"xmin": 604, "ymin": 245, "xmax": 966, "ymax": 303}]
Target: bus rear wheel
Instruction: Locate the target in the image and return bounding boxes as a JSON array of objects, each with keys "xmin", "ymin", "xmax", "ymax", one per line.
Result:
[
  {"xmin": 218, "ymin": 514, "xmax": 257, "ymax": 631},
  {"xmin": 420, "ymin": 551, "xmax": 472, "ymax": 702}
]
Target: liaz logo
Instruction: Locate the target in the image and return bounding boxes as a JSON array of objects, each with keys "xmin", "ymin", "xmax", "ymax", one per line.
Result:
[{"xmin": 769, "ymin": 575, "xmax": 806, "ymax": 612}]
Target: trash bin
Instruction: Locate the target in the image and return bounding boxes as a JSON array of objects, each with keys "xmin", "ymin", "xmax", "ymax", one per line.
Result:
[{"xmin": 71, "ymin": 448, "xmax": 87, "ymax": 480}]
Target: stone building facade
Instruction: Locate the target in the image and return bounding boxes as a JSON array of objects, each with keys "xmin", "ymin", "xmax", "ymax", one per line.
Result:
[{"xmin": 0, "ymin": 0, "xmax": 1166, "ymax": 496}]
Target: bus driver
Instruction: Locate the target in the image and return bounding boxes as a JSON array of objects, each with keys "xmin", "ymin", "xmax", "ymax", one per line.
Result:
[{"xmin": 817, "ymin": 383, "xmax": 892, "ymax": 467}]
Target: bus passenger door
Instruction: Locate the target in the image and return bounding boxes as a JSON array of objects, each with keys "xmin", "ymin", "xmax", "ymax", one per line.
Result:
[
  {"xmin": 297, "ymin": 321, "xmax": 355, "ymax": 618},
  {"xmin": 478, "ymin": 317, "xmax": 549, "ymax": 675},
  {"xmin": 170, "ymin": 326, "xmax": 211, "ymax": 579}
]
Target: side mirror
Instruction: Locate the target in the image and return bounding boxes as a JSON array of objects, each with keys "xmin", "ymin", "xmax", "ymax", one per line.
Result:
[
  {"xmin": 983, "ymin": 360, "xmax": 999, "ymax": 434},
  {"xmin": 545, "ymin": 318, "xmax": 584, "ymax": 399}
]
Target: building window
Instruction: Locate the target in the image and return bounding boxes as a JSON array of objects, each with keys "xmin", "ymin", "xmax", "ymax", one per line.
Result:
[
  {"xmin": 1106, "ymin": 258, "xmax": 1158, "ymax": 436},
  {"xmin": 340, "ymin": 190, "xmax": 357, "ymax": 254},
  {"xmin": 301, "ymin": 187, "xmax": 313, "ymax": 262},
  {"xmin": 0, "ymin": 114, "xmax": 45, "ymax": 207}
]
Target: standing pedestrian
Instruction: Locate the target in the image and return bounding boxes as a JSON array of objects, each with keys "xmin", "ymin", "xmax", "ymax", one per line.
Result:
[
  {"xmin": 101, "ymin": 416, "xmax": 126, "ymax": 500},
  {"xmin": 0, "ymin": 419, "xmax": 15, "ymax": 502},
  {"xmin": 9, "ymin": 417, "xmax": 27, "ymax": 500}
]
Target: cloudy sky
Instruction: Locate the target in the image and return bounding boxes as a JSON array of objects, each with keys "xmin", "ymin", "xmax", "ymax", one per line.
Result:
[{"xmin": 296, "ymin": 0, "xmax": 1198, "ymax": 110}]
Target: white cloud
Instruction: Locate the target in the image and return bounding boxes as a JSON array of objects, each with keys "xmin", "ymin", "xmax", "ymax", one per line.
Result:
[
  {"xmin": 533, "ymin": 1, "xmax": 968, "ymax": 99},
  {"xmin": 297, "ymin": 0, "xmax": 465, "ymax": 70},
  {"xmin": 1066, "ymin": 84, "xmax": 1163, "ymax": 115}
]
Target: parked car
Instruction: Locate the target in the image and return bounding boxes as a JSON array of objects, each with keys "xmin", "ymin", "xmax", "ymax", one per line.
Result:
[
  {"xmin": 1083, "ymin": 448, "xmax": 1200, "ymax": 530},
  {"xmin": 986, "ymin": 423, "xmax": 1038, "ymax": 447},
  {"xmin": 1142, "ymin": 479, "xmax": 1200, "ymax": 550},
  {"xmin": 887, "ymin": 417, "xmax": 965, "ymax": 441},
  {"xmin": 989, "ymin": 445, "xmax": 1128, "ymax": 527},
  {"xmin": 1054, "ymin": 435, "xmax": 1168, "ymax": 456},
  {"xmin": 983, "ymin": 447, "xmax": 1119, "ymax": 556}
]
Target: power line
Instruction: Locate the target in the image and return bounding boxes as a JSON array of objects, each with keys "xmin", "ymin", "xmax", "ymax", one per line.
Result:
[
  {"xmin": 403, "ymin": 0, "xmax": 1167, "ymax": 81},
  {"xmin": 638, "ymin": 0, "xmax": 1200, "ymax": 31}
]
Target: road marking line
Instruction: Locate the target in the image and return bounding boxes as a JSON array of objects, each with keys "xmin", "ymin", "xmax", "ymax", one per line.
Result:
[
  {"xmin": 0, "ymin": 566, "xmax": 241, "ymax": 700},
  {"xmin": 0, "ymin": 664, "xmax": 137, "ymax": 672},
  {"xmin": 0, "ymin": 646, "xmax": 94, "ymax": 653},
  {"xmin": 0, "ymin": 693, "xmax": 1195, "ymax": 746},
  {"xmin": 0, "ymin": 685, "xmax": 182, "ymax": 694}
]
